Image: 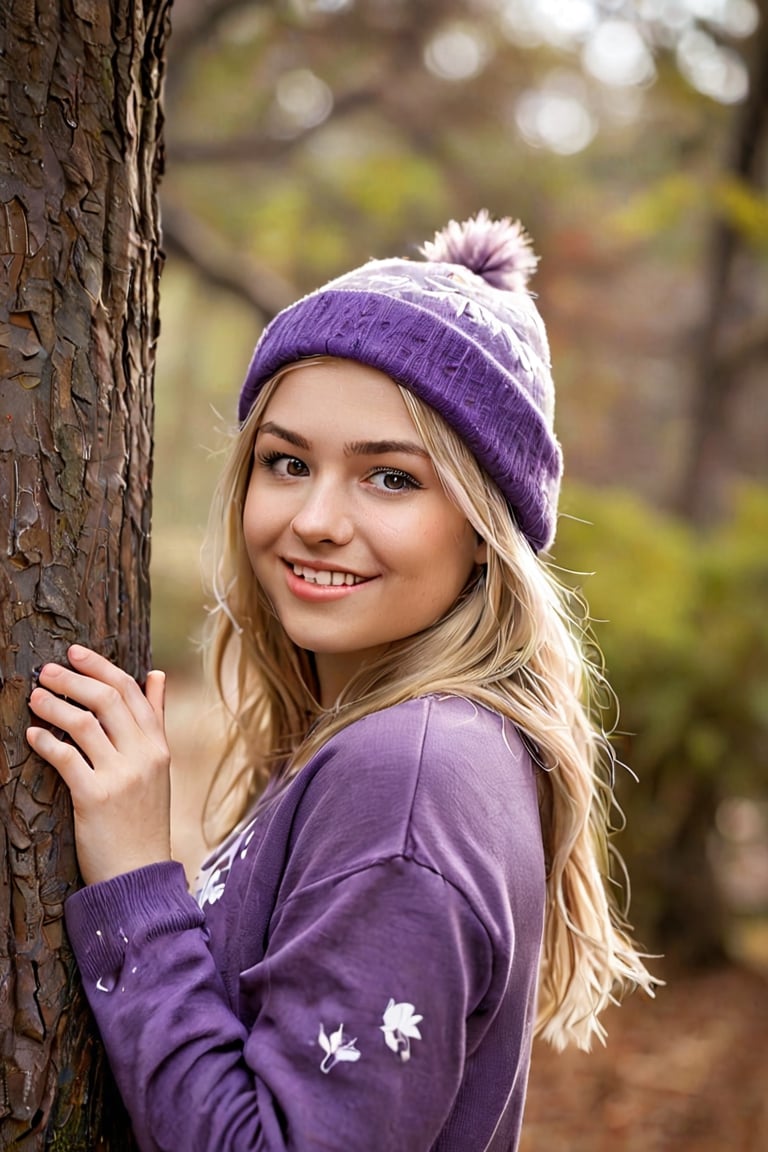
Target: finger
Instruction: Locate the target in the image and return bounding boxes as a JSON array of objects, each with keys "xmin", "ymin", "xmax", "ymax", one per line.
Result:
[
  {"xmin": 37, "ymin": 662, "xmax": 124, "ymax": 714},
  {"xmin": 29, "ymin": 687, "xmax": 114, "ymax": 765},
  {"xmin": 26, "ymin": 724, "xmax": 93, "ymax": 792},
  {"xmin": 32, "ymin": 669, "xmax": 138, "ymax": 752},
  {"xmin": 144, "ymin": 670, "xmax": 167, "ymax": 721},
  {"xmin": 38, "ymin": 651, "xmax": 158, "ymax": 741},
  {"xmin": 68, "ymin": 645, "xmax": 153, "ymax": 718}
]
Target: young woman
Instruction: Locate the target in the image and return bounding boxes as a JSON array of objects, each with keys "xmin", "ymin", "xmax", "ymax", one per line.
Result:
[{"xmin": 28, "ymin": 212, "xmax": 656, "ymax": 1152}]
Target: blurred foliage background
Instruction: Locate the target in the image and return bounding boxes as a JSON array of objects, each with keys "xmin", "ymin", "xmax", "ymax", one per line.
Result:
[{"xmin": 151, "ymin": 0, "xmax": 768, "ymax": 973}]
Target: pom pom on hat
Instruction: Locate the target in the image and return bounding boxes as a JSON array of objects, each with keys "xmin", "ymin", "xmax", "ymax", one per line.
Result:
[
  {"xmin": 420, "ymin": 209, "xmax": 539, "ymax": 292},
  {"xmin": 238, "ymin": 211, "xmax": 562, "ymax": 552}
]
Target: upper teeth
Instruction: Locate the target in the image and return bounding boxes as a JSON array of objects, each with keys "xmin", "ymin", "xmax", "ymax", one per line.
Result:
[{"xmin": 293, "ymin": 564, "xmax": 364, "ymax": 587}]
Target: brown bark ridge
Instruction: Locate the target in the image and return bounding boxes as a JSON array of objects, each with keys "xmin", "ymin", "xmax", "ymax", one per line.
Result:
[{"xmin": 0, "ymin": 2, "xmax": 171, "ymax": 1148}]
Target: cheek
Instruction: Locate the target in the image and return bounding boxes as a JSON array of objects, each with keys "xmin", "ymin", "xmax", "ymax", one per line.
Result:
[
  {"xmin": 426, "ymin": 513, "xmax": 478, "ymax": 566},
  {"xmin": 443, "ymin": 530, "xmax": 482, "ymax": 598},
  {"xmin": 243, "ymin": 478, "xmax": 280, "ymax": 537},
  {"xmin": 242, "ymin": 495, "xmax": 257, "ymax": 551},
  {"xmin": 242, "ymin": 490, "xmax": 273, "ymax": 568},
  {"xmin": 401, "ymin": 515, "xmax": 478, "ymax": 592}
]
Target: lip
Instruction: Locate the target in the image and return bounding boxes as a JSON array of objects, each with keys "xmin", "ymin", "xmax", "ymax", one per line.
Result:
[{"xmin": 282, "ymin": 559, "xmax": 375, "ymax": 602}]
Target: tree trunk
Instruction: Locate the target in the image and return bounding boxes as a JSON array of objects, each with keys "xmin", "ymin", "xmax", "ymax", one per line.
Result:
[
  {"xmin": 0, "ymin": 1, "xmax": 171, "ymax": 1147},
  {"xmin": 678, "ymin": 4, "xmax": 768, "ymax": 524}
]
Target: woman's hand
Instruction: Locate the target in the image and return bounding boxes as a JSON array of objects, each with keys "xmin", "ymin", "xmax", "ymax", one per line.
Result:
[{"xmin": 27, "ymin": 644, "xmax": 172, "ymax": 886}]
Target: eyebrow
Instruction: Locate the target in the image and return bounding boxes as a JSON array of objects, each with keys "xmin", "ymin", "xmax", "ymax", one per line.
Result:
[
  {"xmin": 258, "ymin": 422, "xmax": 310, "ymax": 450},
  {"xmin": 348, "ymin": 439, "xmax": 429, "ymax": 458},
  {"xmin": 258, "ymin": 422, "xmax": 428, "ymax": 459}
]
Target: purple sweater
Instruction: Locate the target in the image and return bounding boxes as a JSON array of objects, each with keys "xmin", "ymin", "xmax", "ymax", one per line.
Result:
[{"xmin": 65, "ymin": 695, "xmax": 546, "ymax": 1152}]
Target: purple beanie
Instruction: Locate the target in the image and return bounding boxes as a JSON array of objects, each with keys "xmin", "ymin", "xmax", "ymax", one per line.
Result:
[{"xmin": 238, "ymin": 211, "xmax": 562, "ymax": 552}]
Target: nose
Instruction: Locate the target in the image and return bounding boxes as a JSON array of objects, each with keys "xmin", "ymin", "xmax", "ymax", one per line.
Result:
[{"xmin": 290, "ymin": 477, "xmax": 354, "ymax": 546}]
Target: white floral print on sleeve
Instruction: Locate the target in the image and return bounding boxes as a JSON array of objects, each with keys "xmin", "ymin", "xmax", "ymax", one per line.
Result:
[
  {"xmin": 380, "ymin": 999, "xmax": 423, "ymax": 1062},
  {"xmin": 318, "ymin": 1023, "xmax": 362, "ymax": 1074}
]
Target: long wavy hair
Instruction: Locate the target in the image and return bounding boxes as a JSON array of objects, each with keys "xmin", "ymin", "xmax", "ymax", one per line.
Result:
[{"xmin": 202, "ymin": 356, "xmax": 657, "ymax": 1051}]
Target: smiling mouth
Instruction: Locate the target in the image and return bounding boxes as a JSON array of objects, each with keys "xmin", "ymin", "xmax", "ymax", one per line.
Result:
[{"xmin": 291, "ymin": 563, "xmax": 368, "ymax": 587}]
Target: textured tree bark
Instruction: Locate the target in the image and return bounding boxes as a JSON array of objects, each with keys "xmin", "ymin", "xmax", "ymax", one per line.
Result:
[{"xmin": 0, "ymin": 1, "xmax": 171, "ymax": 1147}]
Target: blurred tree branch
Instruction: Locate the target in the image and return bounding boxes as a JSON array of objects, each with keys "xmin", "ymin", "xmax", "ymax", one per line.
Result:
[
  {"xmin": 166, "ymin": 0, "xmax": 268, "ymax": 101},
  {"xmin": 167, "ymin": 85, "xmax": 380, "ymax": 164},
  {"xmin": 162, "ymin": 199, "xmax": 296, "ymax": 318}
]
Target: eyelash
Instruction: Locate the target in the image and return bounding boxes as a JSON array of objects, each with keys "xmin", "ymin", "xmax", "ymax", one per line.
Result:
[
  {"xmin": 256, "ymin": 450, "xmax": 307, "ymax": 475},
  {"xmin": 256, "ymin": 452, "xmax": 421, "ymax": 492},
  {"xmin": 367, "ymin": 467, "xmax": 421, "ymax": 492}
]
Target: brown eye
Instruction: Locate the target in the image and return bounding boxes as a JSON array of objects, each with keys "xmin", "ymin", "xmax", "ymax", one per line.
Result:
[
  {"xmin": 284, "ymin": 458, "xmax": 307, "ymax": 476},
  {"xmin": 257, "ymin": 451, "xmax": 310, "ymax": 478},
  {"xmin": 369, "ymin": 468, "xmax": 420, "ymax": 492}
]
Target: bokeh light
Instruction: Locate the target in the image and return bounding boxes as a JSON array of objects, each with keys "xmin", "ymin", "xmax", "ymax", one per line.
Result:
[
  {"xmin": 424, "ymin": 22, "xmax": 492, "ymax": 81},
  {"xmin": 269, "ymin": 69, "xmax": 334, "ymax": 137},
  {"xmin": 515, "ymin": 73, "xmax": 597, "ymax": 154},
  {"xmin": 582, "ymin": 19, "xmax": 657, "ymax": 88},
  {"xmin": 677, "ymin": 27, "xmax": 750, "ymax": 103}
]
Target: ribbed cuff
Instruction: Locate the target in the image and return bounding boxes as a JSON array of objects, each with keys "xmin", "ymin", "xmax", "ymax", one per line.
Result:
[{"xmin": 64, "ymin": 861, "xmax": 205, "ymax": 982}]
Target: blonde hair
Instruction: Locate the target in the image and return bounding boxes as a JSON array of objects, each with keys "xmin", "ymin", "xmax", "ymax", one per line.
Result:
[{"xmin": 203, "ymin": 357, "xmax": 657, "ymax": 1052}]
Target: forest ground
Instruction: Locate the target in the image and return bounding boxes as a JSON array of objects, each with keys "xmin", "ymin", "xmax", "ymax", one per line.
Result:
[
  {"xmin": 520, "ymin": 962, "xmax": 768, "ymax": 1151},
  {"xmin": 165, "ymin": 675, "xmax": 768, "ymax": 1152}
]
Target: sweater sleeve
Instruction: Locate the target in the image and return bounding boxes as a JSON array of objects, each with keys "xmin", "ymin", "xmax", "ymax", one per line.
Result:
[{"xmin": 65, "ymin": 855, "xmax": 493, "ymax": 1152}]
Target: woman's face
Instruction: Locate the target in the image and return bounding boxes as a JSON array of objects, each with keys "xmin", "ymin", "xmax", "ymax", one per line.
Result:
[{"xmin": 243, "ymin": 358, "xmax": 484, "ymax": 705}]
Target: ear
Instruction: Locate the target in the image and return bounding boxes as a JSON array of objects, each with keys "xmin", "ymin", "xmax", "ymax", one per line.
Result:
[{"xmin": 474, "ymin": 537, "xmax": 488, "ymax": 566}]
